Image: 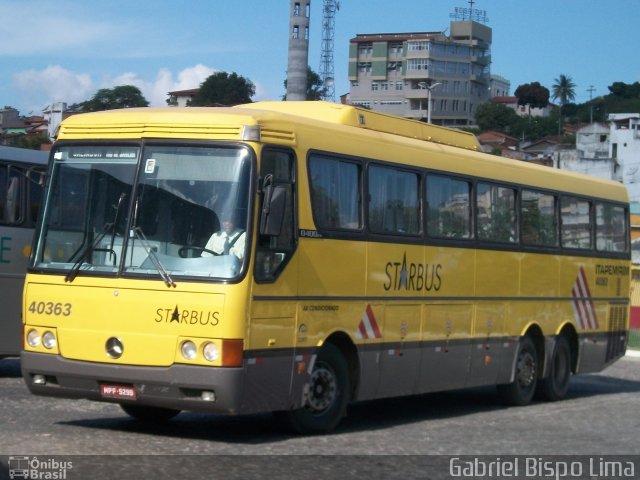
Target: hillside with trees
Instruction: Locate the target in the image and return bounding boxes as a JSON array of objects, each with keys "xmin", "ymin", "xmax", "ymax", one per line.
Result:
[{"xmin": 474, "ymin": 79, "xmax": 640, "ymax": 142}]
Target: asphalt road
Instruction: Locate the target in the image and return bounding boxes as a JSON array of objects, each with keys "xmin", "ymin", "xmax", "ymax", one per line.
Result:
[{"xmin": 1, "ymin": 354, "xmax": 639, "ymax": 479}]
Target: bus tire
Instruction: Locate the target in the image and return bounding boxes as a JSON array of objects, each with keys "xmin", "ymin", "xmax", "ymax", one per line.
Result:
[
  {"xmin": 538, "ymin": 335, "xmax": 572, "ymax": 401},
  {"xmin": 276, "ymin": 343, "xmax": 350, "ymax": 434},
  {"xmin": 120, "ymin": 403, "xmax": 180, "ymax": 422},
  {"xmin": 497, "ymin": 335, "xmax": 538, "ymax": 406}
]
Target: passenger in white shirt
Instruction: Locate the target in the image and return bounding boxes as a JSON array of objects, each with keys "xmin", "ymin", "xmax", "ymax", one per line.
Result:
[{"xmin": 203, "ymin": 219, "xmax": 246, "ymax": 261}]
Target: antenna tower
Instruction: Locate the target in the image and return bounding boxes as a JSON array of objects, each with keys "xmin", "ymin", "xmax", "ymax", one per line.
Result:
[
  {"xmin": 320, "ymin": 0, "xmax": 339, "ymax": 101},
  {"xmin": 450, "ymin": 0, "xmax": 489, "ymax": 23}
]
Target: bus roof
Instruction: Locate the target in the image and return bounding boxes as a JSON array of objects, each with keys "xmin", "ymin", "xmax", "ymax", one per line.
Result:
[
  {"xmin": 57, "ymin": 101, "xmax": 478, "ymax": 151},
  {"xmin": 237, "ymin": 101, "xmax": 480, "ymax": 151},
  {"xmin": 56, "ymin": 102, "xmax": 629, "ymax": 204},
  {"xmin": 0, "ymin": 145, "xmax": 48, "ymax": 166}
]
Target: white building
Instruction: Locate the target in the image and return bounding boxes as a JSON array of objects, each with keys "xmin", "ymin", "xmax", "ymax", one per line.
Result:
[
  {"xmin": 609, "ymin": 113, "xmax": 640, "ymax": 202},
  {"xmin": 552, "ymin": 114, "xmax": 640, "ymax": 203},
  {"xmin": 42, "ymin": 102, "xmax": 67, "ymax": 140},
  {"xmin": 348, "ymin": 19, "xmax": 494, "ymax": 126},
  {"xmin": 555, "ymin": 123, "xmax": 617, "ymax": 179},
  {"xmin": 491, "ymin": 96, "xmax": 555, "ymax": 118}
]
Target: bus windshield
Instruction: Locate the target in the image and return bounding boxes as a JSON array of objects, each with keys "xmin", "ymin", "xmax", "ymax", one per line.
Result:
[{"xmin": 34, "ymin": 143, "xmax": 252, "ymax": 281}]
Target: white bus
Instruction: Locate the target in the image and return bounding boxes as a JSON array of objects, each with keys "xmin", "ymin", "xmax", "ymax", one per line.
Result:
[{"xmin": 0, "ymin": 146, "xmax": 47, "ymax": 357}]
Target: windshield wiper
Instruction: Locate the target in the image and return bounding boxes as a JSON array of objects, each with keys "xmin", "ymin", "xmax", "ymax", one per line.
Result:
[
  {"xmin": 108, "ymin": 192, "xmax": 127, "ymax": 258},
  {"xmin": 64, "ymin": 222, "xmax": 114, "ymax": 283},
  {"xmin": 133, "ymin": 226, "xmax": 176, "ymax": 288},
  {"xmin": 64, "ymin": 192, "xmax": 128, "ymax": 283}
]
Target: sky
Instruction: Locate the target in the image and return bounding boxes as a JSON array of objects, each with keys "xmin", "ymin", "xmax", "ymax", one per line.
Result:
[{"xmin": 1, "ymin": 0, "xmax": 638, "ymax": 116}]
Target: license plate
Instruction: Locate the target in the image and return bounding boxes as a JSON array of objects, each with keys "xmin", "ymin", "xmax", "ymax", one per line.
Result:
[{"xmin": 100, "ymin": 384, "xmax": 137, "ymax": 400}]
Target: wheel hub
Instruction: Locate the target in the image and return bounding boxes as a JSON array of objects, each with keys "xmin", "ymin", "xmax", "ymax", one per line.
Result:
[
  {"xmin": 516, "ymin": 351, "xmax": 536, "ymax": 388},
  {"xmin": 306, "ymin": 365, "xmax": 337, "ymax": 412}
]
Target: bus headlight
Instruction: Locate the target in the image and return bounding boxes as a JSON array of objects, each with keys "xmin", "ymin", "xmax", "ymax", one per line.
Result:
[
  {"xmin": 203, "ymin": 342, "xmax": 219, "ymax": 362},
  {"xmin": 42, "ymin": 331, "xmax": 57, "ymax": 350},
  {"xmin": 180, "ymin": 340, "xmax": 197, "ymax": 360},
  {"xmin": 26, "ymin": 329, "xmax": 41, "ymax": 348}
]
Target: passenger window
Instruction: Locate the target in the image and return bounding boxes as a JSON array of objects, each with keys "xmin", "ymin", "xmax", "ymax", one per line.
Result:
[
  {"xmin": 561, "ymin": 196, "xmax": 592, "ymax": 249},
  {"xmin": 426, "ymin": 174, "xmax": 471, "ymax": 239},
  {"xmin": 309, "ymin": 155, "xmax": 361, "ymax": 230},
  {"xmin": 521, "ymin": 190, "xmax": 558, "ymax": 247},
  {"xmin": 476, "ymin": 183, "xmax": 517, "ymax": 243},
  {"xmin": 368, "ymin": 165, "xmax": 420, "ymax": 235},
  {"xmin": 596, "ymin": 203, "xmax": 627, "ymax": 253}
]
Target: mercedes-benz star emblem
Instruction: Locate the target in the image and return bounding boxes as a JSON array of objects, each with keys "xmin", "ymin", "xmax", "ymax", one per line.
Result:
[{"xmin": 105, "ymin": 337, "xmax": 124, "ymax": 359}]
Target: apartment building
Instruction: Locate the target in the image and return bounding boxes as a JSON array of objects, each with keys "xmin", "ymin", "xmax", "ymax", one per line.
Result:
[{"xmin": 348, "ymin": 19, "xmax": 493, "ymax": 126}]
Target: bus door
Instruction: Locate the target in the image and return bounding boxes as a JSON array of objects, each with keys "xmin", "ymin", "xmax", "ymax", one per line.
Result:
[{"xmin": 246, "ymin": 148, "xmax": 299, "ymax": 411}]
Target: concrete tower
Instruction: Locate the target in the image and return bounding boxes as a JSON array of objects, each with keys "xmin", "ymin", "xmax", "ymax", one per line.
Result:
[{"xmin": 286, "ymin": 0, "xmax": 310, "ymax": 101}]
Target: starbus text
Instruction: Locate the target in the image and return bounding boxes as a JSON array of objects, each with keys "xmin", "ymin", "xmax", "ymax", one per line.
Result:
[
  {"xmin": 155, "ymin": 307, "xmax": 220, "ymax": 326},
  {"xmin": 384, "ymin": 255, "xmax": 442, "ymax": 292}
]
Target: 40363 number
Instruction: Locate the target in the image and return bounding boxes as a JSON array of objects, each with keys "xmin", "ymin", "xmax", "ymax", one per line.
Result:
[{"xmin": 28, "ymin": 301, "xmax": 72, "ymax": 316}]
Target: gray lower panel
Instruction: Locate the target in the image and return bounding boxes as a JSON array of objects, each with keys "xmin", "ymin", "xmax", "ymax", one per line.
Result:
[
  {"xmin": 577, "ymin": 331, "xmax": 627, "ymax": 374},
  {"xmin": 356, "ymin": 337, "xmax": 519, "ymax": 401}
]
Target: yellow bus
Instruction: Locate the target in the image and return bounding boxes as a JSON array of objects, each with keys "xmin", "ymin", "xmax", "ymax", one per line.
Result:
[{"xmin": 21, "ymin": 102, "xmax": 630, "ymax": 433}]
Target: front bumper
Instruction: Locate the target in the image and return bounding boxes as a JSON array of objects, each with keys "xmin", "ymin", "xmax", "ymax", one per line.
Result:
[{"xmin": 21, "ymin": 351, "xmax": 246, "ymax": 414}]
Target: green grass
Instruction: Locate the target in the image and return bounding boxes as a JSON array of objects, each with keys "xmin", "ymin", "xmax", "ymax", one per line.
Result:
[{"xmin": 628, "ymin": 329, "xmax": 640, "ymax": 350}]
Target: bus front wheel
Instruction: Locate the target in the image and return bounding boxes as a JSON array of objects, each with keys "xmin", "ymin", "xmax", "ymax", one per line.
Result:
[
  {"xmin": 498, "ymin": 335, "xmax": 538, "ymax": 406},
  {"xmin": 276, "ymin": 343, "xmax": 350, "ymax": 434},
  {"xmin": 120, "ymin": 403, "xmax": 181, "ymax": 422}
]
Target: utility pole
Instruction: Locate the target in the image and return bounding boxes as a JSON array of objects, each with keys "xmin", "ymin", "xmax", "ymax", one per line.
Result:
[
  {"xmin": 587, "ymin": 85, "xmax": 596, "ymax": 123},
  {"xmin": 419, "ymin": 82, "xmax": 442, "ymax": 124}
]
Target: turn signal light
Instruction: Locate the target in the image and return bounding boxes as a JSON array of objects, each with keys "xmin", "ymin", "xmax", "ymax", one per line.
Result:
[{"xmin": 222, "ymin": 339, "xmax": 243, "ymax": 367}]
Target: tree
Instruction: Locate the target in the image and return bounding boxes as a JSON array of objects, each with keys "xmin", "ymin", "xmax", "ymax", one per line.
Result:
[
  {"xmin": 552, "ymin": 74, "xmax": 576, "ymax": 133},
  {"xmin": 282, "ymin": 66, "xmax": 327, "ymax": 100},
  {"xmin": 189, "ymin": 72, "xmax": 255, "ymax": 106},
  {"xmin": 608, "ymin": 81, "xmax": 640, "ymax": 99},
  {"xmin": 552, "ymin": 74, "xmax": 576, "ymax": 106},
  {"xmin": 514, "ymin": 82, "xmax": 550, "ymax": 116},
  {"xmin": 9, "ymin": 133, "xmax": 50, "ymax": 150},
  {"xmin": 79, "ymin": 85, "xmax": 149, "ymax": 111},
  {"xmin": 474, "ymin": 102, "xmax": 520, "ymax": 132}
]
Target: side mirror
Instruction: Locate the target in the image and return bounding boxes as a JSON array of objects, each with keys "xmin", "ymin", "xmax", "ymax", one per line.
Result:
[{"xmin": 260, "ymin": 175, "xmax": 287, "ymax": 236}]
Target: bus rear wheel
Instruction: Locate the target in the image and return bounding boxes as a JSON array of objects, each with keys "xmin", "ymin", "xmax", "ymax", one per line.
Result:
[
  {"xmin": 539, "ymin": 335, "xmax": 572, "ymax": 401},
  {"xmin": 498, "ymin": 335, "xmax": 538, "ymax": 406},
  {"xmin": 120, "ymin": 403, "xmax": 181, "ymax": 422},
  {"xmin": 276, "ymin": 343, "xmax": 350, "ymax": 434}
]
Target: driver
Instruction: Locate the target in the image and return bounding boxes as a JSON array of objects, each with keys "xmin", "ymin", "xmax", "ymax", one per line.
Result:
[{"xmin": 202, "ymin": 216, "xmax": 246, "ymax": 261}]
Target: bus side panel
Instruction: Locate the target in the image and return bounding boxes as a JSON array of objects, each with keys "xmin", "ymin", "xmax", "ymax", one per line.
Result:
[
  {"xmin": 467, "ymin": 303, "xmax": 511, "ymax": 388},
  {"xmin": 559, "ymin": 257, "xmax": 630, "ymax": 374},
  {"xmin": 0, "ymin": 226, "xmax": 33, "ymax": 356},
  {"xmin": 376, "ymin": 304, "xmax": 421, "ymax": 398},
  {"xmin": 418, "ymin": 303, "xmax": 472, "ymax": 393}
]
